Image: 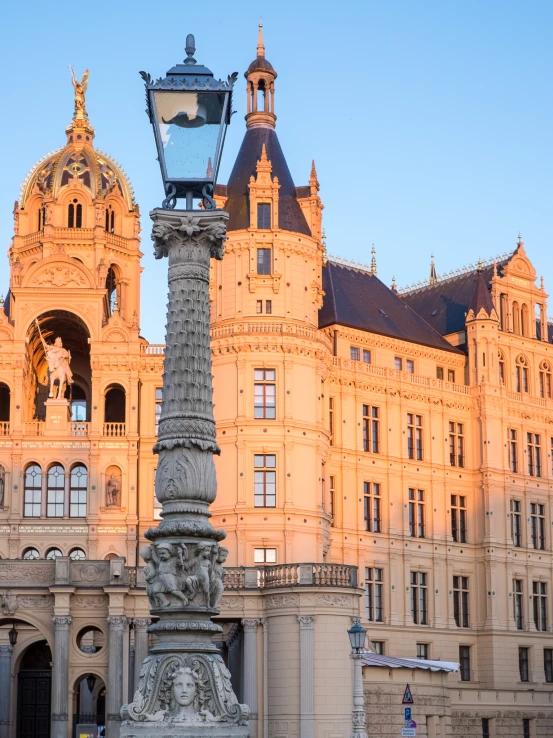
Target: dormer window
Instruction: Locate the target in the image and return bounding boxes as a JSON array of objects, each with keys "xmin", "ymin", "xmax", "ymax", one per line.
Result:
[
  {"xmin": 257, "ymin": 203, "xmax": 271, "ymax": 229},
  {"xmin": 257, "ymin": 248, "xmax": 271, "ymax": 275},
  {"xmin": 68, "ymin": 199, "xmax": 83, "ymax": 228}
]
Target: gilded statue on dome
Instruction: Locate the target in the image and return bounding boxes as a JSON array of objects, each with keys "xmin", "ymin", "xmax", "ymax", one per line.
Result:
[{"xmin": 70, "ymin": 66, "xmax": 89, "ymax": 117}]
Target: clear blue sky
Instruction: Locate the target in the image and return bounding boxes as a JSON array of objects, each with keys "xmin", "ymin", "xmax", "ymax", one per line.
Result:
[{"xmin": 0, "ymin": 0, "xmax": 551, "ymax": 343}]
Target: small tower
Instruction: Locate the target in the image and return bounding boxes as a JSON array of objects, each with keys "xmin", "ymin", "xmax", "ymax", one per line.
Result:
[
  {"xmin": 429, "ymin": 254, "xmax": 438, "ymax": 284},
  {"xmin": 370, "ymin": 245, "xmax": 377, "ymax": 276},
  {"xmin": 465, "ymin": 267, "xmax": 499, "ymax": 385},
  {"xmin": 245, "ymin": 23, "xmax": 277, "ymax": 129}
]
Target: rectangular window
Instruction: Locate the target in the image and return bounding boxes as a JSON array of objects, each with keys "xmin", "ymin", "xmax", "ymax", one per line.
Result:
[
  {"xmin": 459, "ymin": 646, "xmax": 471, "ymax": 681},
  {"xmin": 362, "ymin": 405, "xmax": 380, "ymax": 453},
  {"xmin": 409, "ymin": 488, "xmax": 425, "ymax": 538},
  {"xmin": 416, "ymin": 643, "xmax": 429, "ymax": 660},
  {"xmin": 254, "ymin": 547, "xmax": 276, "ymax": 564},
  {"xmin": 69, "ymin": 487, "xmax": 86, "ymax": 518},
  {"xmin": 516, "ymin": 364, "xmax": 529, "ymax": 393},
  {"xmin": 256, "ymin": 300, "xmax": 263, "ymax": 314},
  {"xmin": 265, "ymin": 300, "xmax": 272, "ymax": 314},
  {"xmin": 407, "ymin": 414, "xmax": 423, "ymax": 460},
  {"xmin": 482, "ymin": 718, "xmax": 490, "ymax": 738},
  {"xmin": 350, "ymin": 346, "xmax": 360, "ymax": 361},
  {"xmin": 362, "ymin": 349, "xmax": 371, "ymax": 364},
  {"xmin": 257, "ymin": 248, "xmax": 272, "ymax": 275},
  {"xmin": 406, "ymin": 359, "xmax": 415, "ymax": 374},
  {"xmin": 451, "ymin": 495, "xmax": 467, "ymax": 543},
  {"xmin": 523, "ymin": 719, "xmax": 530, "ymax": 738},
  {"xmin": 511, "ymin": 499, "xmax": 522, "ymax": 547},
  {"xmin": 329, "ymin": 398, "xmax": 334, "ymax": 446},
  {"xmin": 509, "ymin": 429, "xmax": 518, "ymax": 473},
  {"xmin": 544, "ymin": 648, "xmax": 553, "ymax": 683},
  {"xmin": 449, "ymin": 422, "xmax": 465, "ymax": 468},
  {"xmin": 453, "ymin": 576, "xmax": 470, "ymax": 628},
  {"xmin": 410, "ymin": 571, "xmax": 428, "ymax": 625},
  {"xmin": 530, "ymin": 503, "xmax": 545, "ymax": 550},
  {"xmin": 254, "ymin": 369, "xmax": 276, "ymax": 419},
  {"xmin": 257, "ymin": 203, "xmax": 271, "ymax": 229},
  {"xmin": 329, "ymin": 476, "xmax": 335, "ymax": 526},
  {"xmin": 254, "ymin": 454, "xmax": 276, "ymax": 507},
  {"xmin": 533, "ymin": 581, "xmax": 547, "ymax": 631},
  {"xmin": 394, "ymin": 357, "xmax": 403, "ymax": 371},
  {"xmin": 448, "ymin": 369, "xmax": 456, "ymax": 382},
  {"xmin": 519, "ymin": 647, "xmax": 529, "ymax": 682},
  {"xmin": 47, "ymin": 466, "xmax": 65, "ymax": 518},
  {"xmin": 372, "ymin": 641, "xmax": 384, "ymax": 655},
  {"xmin": 436, "ymin": 366, "xmax": 444, "ymax": 380},
  {"xmin": 363, "ymin": 482, "xmax": 381, "ymax": 533},
  {"xmin": 527, "ymin": 433, "xmax": 542, "ymax": 477},
  {"xmin": 155, "ymin": 388, "xmax": 162, "ymax": 437},
  {"xmin": 540, "ymin": 369, "xmax": 552, "ymax": 398},
  {"xmin": 514, "ymin": 579, "xmax": 523, "ymax": 630},
  {"xmin": 364, "ymin": 567, "xmax": 383, "ymax": 622}
]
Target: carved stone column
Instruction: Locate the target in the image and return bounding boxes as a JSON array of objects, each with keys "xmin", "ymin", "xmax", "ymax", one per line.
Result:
[
  {"xmin": 297, "ymin": 615, "xmax": 316, "ymax": 738},
  {"xmin": 51, "ymin": 615, "xmax": 72, "ymax": 738},
  {"xmin": 132, "ymin": 618, "xmax": 151, "ymax": 693},
  {"xmin": 107, "ymin": 615, "xmax": 128, "ymax": 737},
  {"xmin": 120, "ymin": 209, "xmax": 248, "ymax": 738},
  {"xmin": 350, "ymin": 652, "xmax": 368, "ymax": 738},
  {"xmin": 0, "ymin": 645, "xmax": 12, "ymax": 738},
  {"xmin": 241, "ymin": 619, "xmax": 260, "ymax": 738}
]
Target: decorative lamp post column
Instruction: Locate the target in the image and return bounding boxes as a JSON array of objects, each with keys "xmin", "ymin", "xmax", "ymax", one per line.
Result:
[
  {"xmin": 347, "ymin": 618, "xmax": 368, "ymax": 738},
  {"xmin": 120, "ymin": 37, "xmax": 248, "ymax": 738}
]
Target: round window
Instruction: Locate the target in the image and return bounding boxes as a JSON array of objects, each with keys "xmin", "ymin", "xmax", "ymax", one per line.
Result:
[{"xmin": 77, "ymin": 626, "xmax": 105, "ymax": 654}]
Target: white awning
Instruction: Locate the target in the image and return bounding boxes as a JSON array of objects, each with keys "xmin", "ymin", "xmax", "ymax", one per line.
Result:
[{"xmin": 361, "ymin": 652, "xmax": 459, "ymax": 673}]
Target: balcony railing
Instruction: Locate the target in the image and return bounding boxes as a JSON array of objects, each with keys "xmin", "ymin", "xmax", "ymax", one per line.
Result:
[
  {"xmin": 141, "ymin": 344, "xmax": 166, "ymax": 355},
  {"xmin": 0, "ymin": 422, "xmax": 9, "ymax": 436},
  {"xmin": 23, "ymin": 421, "xmax": 44, "ymax": 435},
  {"xmin": 103, "ymin": 422, "xmax": 126, "ymax": 437},
  {"xmin": 225, "ymin": 563, "xmax": 358, "ymax": 590},
  {"xmin": 71, "ymin": 422, "xmax": 89, "ymax": 437}
]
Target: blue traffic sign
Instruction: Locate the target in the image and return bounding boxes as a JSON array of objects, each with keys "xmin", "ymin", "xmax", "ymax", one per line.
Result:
[{"xmin": 404, "ymin": 708, "xmax": 411, "ymax": 721}]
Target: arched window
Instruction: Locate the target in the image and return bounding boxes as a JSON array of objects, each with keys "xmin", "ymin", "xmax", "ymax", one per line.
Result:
[
  {"xmin": 105, "ymin": 267, "xmax": 118, "ymax": 315},
  {"xmin": 515, "ymin": 355, "xmax": 529, "ymax": 393},
  {"xmin": 498, "ymin": 351, "xmax": 506, "ymax": 385},
  {"xmin": 521, "ymin": 304, "xmax": 529, "ymax": 337},
  {"xmin": 69, "ymin": 547, "xmax": 86, "ymax": 561},
  {"xmin": 71, "ymin": 385, "xmax": 87, "ymax": 421},
  {"xmin": 512, "ymin": 301, "xmax": 521, "ymax": 335},
  {"xmin": 46, "ymin": 548, "xmax": 63, "ymax": 560},
  {"xmin": 70, "ymin": 464, "xmax": 87, "ymax": 517},
  {"xmin": 37, "ymin": 205, "xmax": 46, "ymax": 231},
  {"xmin": 68, "ymin": 199, "xmax": 83, "ymax": 228},
  {"xmin": 47, "ymin": 463, "xmax": 65, "ymax": 517},
  {"xmin": 104, "ymin": 384, "xmax": 126, "ymax": 435},
  {"xmin": 105, "ymin": 206, "xmax": 115, "ymax": 233},
  {"xmin": 539, "ymin": 362, "xmax": 552, "ymax": 399},
  {"xmin": 22, "ymin": 547, "xmax": 40, "ymax": 560},
  {"xmin": 24, "ymin": 463, "xmax": 42, "ymax": 517}
]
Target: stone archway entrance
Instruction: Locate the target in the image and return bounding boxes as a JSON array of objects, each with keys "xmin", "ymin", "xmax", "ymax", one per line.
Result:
[{"xmin": 17, "ymin": 641, "xmax": 52, "ymax": 738}]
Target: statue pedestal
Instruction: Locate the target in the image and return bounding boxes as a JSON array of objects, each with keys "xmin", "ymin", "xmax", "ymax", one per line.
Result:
[
  {"xmin": 120, "ymin": 722, "xmax": 249, "ymax": 738},
  {"xmin": 44, "ymin": 399, "xmax": 70, "ymax": 435}
]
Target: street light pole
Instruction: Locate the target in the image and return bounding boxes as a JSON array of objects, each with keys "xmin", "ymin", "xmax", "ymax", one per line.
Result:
[
  {"xmin": 348, "ymin": 618, "xmax": 368, "ymax": 738},
  {"xmin": 120, "ymin": 38, "xmax": 248, "ymax": 738}
]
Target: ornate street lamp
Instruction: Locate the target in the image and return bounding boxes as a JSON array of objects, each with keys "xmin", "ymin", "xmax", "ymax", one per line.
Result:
[
  {"xmin": 120, "ymin": 38, "xmax": 247, "ymax": 738},
  {"xmin": 8, "ymin": 623, "xmax": 17, "ymax": 647},
  {"xmin": 140, "ymin": 34, "xmax": 237, "ymax": 210},
  {"xmin": 348, "ymin": 618, "xmax": 368, "ymax": 738},
  {"xmin": 86, "ymin": 674, "xmax": 96, "ymax": 693}
]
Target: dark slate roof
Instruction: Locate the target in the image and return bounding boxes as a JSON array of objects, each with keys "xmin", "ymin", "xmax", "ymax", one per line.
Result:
[
  {"xmin": 319, "ymin": 261, "xmax": 462, "ymax": 354},
  {"xmin": 224, "ymin": 127, "xmax": 311, "ymax": 236},
  {"xmin": 468, "ymin": 269, "xmax": 496, "ymax": 317},
  {"xmin": 246, "ymin": 56, "xmax": 275, "ymax": 74},
  {"xmin": 401, "ymin": 259, "xmax": 510, "ymax": 336}
]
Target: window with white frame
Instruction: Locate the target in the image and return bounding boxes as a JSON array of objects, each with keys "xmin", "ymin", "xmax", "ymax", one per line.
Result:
[
  {"xmin": 254, "ymin": 369, "xmax": 276, "ymax": 419},
  {"xmin": 254, "ymin": 547, "xmax": 276, "ymax": 564},
  {"xmin": 410, "ymin": 571, "xmax": 428, "ymax": 625},
  {"xmin": 364, "ymin": 567, "xmax": 383, "ymax": 622},
  {"xmin": 254, "ymin": 454, "xmax": 276, "ymax": 507}
]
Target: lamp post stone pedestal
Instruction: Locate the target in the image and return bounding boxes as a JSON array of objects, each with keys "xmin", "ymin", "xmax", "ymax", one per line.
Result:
[{"xmin": 119, "ymin": 207, "xmax": 248, "ymax": 738}]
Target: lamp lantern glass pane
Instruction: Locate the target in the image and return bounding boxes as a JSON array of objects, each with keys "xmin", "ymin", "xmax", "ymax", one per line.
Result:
[
  {"xmin": 151, "ymin": 90, "xmax": 226, "ymax": 182},
  {"xmin": 348, "ymin": 620, "xmax": 367, "ymax": 651}
]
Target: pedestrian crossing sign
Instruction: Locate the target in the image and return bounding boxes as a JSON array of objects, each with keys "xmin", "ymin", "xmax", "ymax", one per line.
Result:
[{"xmin": 402, "ymin": 683, "xmax": 414, "ymax": 704}]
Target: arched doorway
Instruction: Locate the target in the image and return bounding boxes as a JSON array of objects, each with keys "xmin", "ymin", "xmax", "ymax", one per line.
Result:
[
  {"xmin": 17, "ymin": 640, "xmax": 52, "ymax": 738},
  {"xmin": 26, "ymin": 311, "xmax": 91, "ymax": 422},
  {"xmin": 72, "ymin": 673, "xmax": 106, "ymax": 738}
]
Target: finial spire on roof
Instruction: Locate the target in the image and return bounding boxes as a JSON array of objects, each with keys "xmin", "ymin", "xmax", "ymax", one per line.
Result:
[
  {"xmin": 257, "ymin": 21, "xmax": 265, "ymax": 57},
  {"xmin": 67, "ymin": 66, "xmax": 94, "ymax": 141},
  {"xmin": 391, "ymin": 276, "xmax": 397, "ymax": 293},
  {"xmin": 370, "ymin": 244, "xmax": 377, "ymax": 276},
  {"xmin": 429, "ymin": 254, "xmax": 438, "ymax": 284},
  {"xmin": 476, "ymin": 258, "xmax": 483, "ymax": 271},
  {"xmin": 517, "ymin": 232, "xmax": 524, "ymax": 250}
]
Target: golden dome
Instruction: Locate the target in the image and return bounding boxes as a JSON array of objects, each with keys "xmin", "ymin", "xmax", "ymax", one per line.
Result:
[{"xmin": 19, "ymin": 69, "xmax": 135, "ymax": 210}]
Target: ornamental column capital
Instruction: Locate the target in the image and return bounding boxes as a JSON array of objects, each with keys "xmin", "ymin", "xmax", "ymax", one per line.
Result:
[
  {"xmin": 107, "ymin": 615, "xmax": 128, "ymax": 630},
  {"xmin": 133, "ymin": 618, "xmax": 151, "ymax": 631},
  {"xmin": 297, "ymin": 615, "xmax": 316, "ymax": 630},
  {"xmin": 52, "ymin": 616, "xmax": 72, "ymax": 629},
  {"xmin": 241, "ymin": 618, "xmax": 261, "ymax": 632}
]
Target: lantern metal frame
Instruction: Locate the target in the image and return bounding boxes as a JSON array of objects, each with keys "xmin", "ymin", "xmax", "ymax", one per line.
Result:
[
  {"xmin": 140, "ymin": 35, "xmax": 237, "ymax": 211},
  {"xmin": 347, "ymin": 617, "xmax": 367, "ymax": 653}
]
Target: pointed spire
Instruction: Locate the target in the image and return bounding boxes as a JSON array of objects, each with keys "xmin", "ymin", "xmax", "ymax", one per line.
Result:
[
  {"xmin": 260, "ymin": 143, "xmax": 268, "ymax": 162},
  {"xmin": 517, "ymin": 232, "xmax": 524, "ymax": 250},
  {"xmin": 467, "ymin": 268, "xmax": 496, "ymax": 320},
  {"xmin": 541, "ymin": 275, "xmax": 545, "ymax": 290},
  {"xmin": 322, "ymin": 229, "xmax": 327, "ymax": 257},
  {"xmin": 391, "ymin": 276, "xmax": 397, "ymax": 293},
  {"xmin": 429, "ymin": 254, "xmax": 438, "ymax": 284},
  {"xmin": 493, "ymin": 261, "xmax": 498, "ymax": 278},
  {"xmin": 0, "ymin": 294, "xmax": 4, "ymax": 308},
  {"xmin": 370, "ymin": 244, "xmax": 377, "ymax": 276},
  {"xmin": 257, "ymin": 20, "xmax": 265, "ymax": 57}
]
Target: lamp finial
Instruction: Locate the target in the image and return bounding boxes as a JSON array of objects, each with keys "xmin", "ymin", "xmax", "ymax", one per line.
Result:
[
  {"xmin": 185, "ymin": 34, "xmax": 197, "ymax": 65},
  {"xmin": 257, "ymin": 20, "xmax": 265, "ymax": 57}
]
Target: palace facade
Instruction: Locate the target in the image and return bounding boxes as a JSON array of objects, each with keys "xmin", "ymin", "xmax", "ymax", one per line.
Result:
[{"xmin": 0, "ymin": 26, "xmax": 552, "ymax": 738}]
